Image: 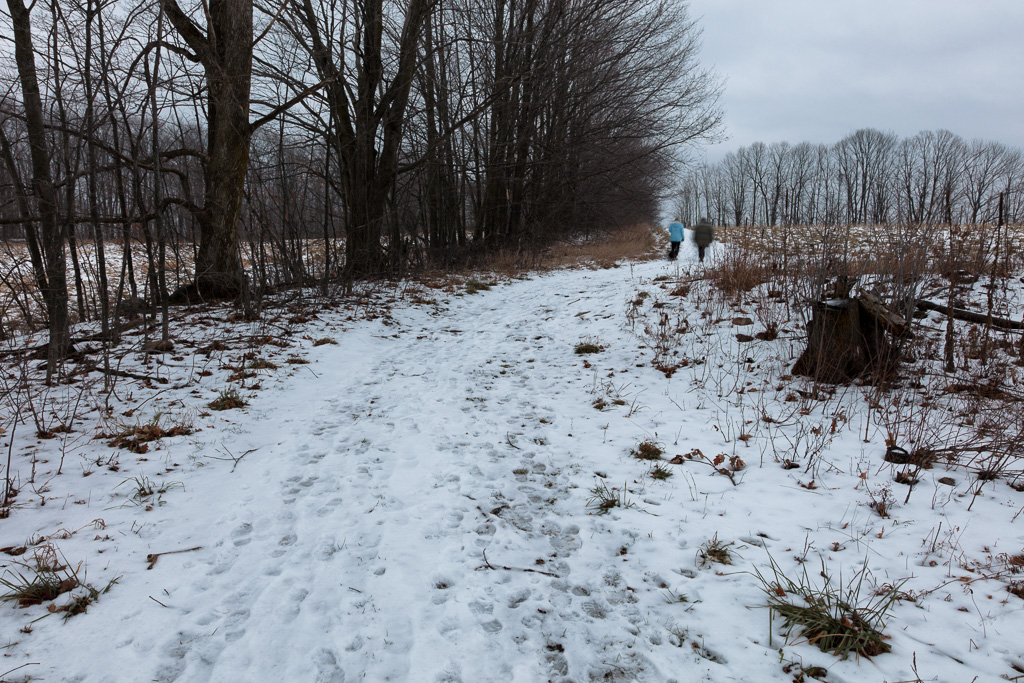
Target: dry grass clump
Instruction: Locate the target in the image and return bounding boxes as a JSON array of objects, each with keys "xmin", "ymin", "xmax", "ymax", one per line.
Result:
[
  {"xmin": 247, "ymin": 357, "xmax": 278, "ymax": 370},
  {"xmin": 105, "ymin": 414, "xmax": 193, "ymax": 453},
  {"xmin": 753, "ymin": 555, "xmax": 904, "ymax": 660},
  {"xmin": 208, "ymin": 388, "xmax": 247, "ymax": 411},
  {"xmin": 574, "ymin": 338, "xmax": 603, "ymax": 355},
  {"xmin": 631, "ymin": 439, "xmax": 664, "ymax": 461},
  {"xmin": 465, "ymin": 280, "xmax": 493, "ymax": 294},
  {"xmin": 0, "ymin": 561, "xmax": 79, "ymax": 606},
  {"xmin": 586, "ymin": 480, "xmax": 634, "ymax": 515},
  {"xmin": 0, "ymin": 544, "xmax": 118, "ymax": 621},
  {"xmin": 648, "ymin": 463, "xmax": 673, "ymax": 480},
  {"xmin": 697, "ymin": 534, "xmax": 734, "ymax": 567},
  {"xmin": 481, "ymin": 223, "xmax": 659, "ymax": 275},
  {"xmin": 543, "ymin": 223, "xmax": 660, "ymax": 266},
  {"xmin": 0, "ymin": 543, "xmax": 116, "ymax": 622}
]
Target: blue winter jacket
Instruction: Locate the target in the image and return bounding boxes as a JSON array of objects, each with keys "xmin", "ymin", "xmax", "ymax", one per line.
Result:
[{"xmin": 668, "ymin": 222, "xmax": 684, "ymax": 242}]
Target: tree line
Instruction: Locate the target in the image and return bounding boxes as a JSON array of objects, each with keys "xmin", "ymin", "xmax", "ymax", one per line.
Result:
[
  {"xmin": 0, "ymin": 0, "xmax": 722, "ymax": 377},
  {"xmin": 675, "ymin": 128, "xmax": 1023, "ymax": 228}
]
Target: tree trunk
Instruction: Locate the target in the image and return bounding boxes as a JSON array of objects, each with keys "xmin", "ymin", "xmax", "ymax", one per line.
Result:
[
  {"xmin": 287, "ymin": 0, "xmax": 432, "ymax": 284},
  {"xmin": 7, "ymin": 0, "xmax": 71, "ymax": 379},
  {"xmin": 792, "ymin": 297, "xmax": 895, "ymax": 383},
  {"xmin": 0, "ymin": 126, "xmax": 49, "ymax": 298},
  {"xmin": 84, "ymin": 0, "xmax": 113, "ymax": 387},
  {"xmin": 163, "ymin": 0, "xmax": 253, "ymax": 301}
]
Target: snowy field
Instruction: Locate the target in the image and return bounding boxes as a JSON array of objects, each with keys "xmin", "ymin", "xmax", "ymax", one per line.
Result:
[{"xmin": 1, "ymin": 235, "xmax": 1023, "ymax": 682}]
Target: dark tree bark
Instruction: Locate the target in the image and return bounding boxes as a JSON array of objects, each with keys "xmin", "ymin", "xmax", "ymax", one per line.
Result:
[
  {"xmin": 83, "ymin": 0, "xmax": 114, "ymax": 386},
  {"xmin": 6, "ymin": 0, "xmax": 71, "ymax": 378},
  {"xmin": 162, "ymin": 0, "xmax": 254, "ymax": 300},
  {"xmin": 285, "ymin": 0, "xmax": 435, "ymax": 283}
]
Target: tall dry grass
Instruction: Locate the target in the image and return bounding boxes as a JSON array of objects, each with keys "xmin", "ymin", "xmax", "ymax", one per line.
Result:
[{"xmin": 427, "ymin": 223, "xmax": 660, "ymax": 280}]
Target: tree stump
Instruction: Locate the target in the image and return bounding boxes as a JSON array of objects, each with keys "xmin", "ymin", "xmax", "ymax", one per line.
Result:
[{"xmin": 792, "ymin": 293, "xmax": 899, "ymax": 383}]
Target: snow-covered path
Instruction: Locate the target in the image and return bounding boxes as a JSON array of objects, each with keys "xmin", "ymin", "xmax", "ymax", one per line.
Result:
[
  {"xmin": 167, "ymin": 273, "xmax": 636, "ymax": 682},
  {"xmin": 5, "ymin": 255, "xmax": 1024, "ymax": 683},
  {"xmin": 148, "ymin": 269, "xmax": 672, "ymax": 682},
  {"xmin": 19, "ymin": 266, "xmax": 689, "ymax": 683}
]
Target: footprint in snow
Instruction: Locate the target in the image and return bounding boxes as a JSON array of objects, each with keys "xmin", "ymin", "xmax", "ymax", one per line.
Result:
[
  {"xmin": 313, "ymin": 648, "xmax": 346, "ymax": 683},
  {"xmin": 315, "ymin": 497, "xmax": 344, "ymax": 518},
  {"xmin": 432, "ymin": 575, "xmax": 455, "ymax": 604},
  {"xmin": 507, "ymin": 589, "xmax": 531, "ymax": 608},
  {"xmin": 480, "ymin": 619, "xmax": 503, "ymax": 633},
  {"xmin": 434, "ymin": 662, "xmax": 463, "ymax": 683},
  {"xmin": 437, "ymin": 618, "xmax": 460, "ymax": 638},
  {"xmin": 468, "ymin": 600, "xmax": 493, "ymax": 615},
  {"xmin": 546, "ymin": 651, "xmax": 569, "ymax": 677},
  {"xmin": 231, "ymin": 522, "xmax": 253, "ymax": 547},
  {"xmin": 280, "ymin": 588, "xmax": 309, "ymax": 623}
]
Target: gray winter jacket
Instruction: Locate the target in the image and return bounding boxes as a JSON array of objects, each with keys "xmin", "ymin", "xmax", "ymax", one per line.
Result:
[{"xmin": 693, "ymin": 220, "xmax": 714, "ymax": 248}]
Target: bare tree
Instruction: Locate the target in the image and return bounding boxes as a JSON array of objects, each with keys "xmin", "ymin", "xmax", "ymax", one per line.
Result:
[
  {"xmin": 678, "ymin": 128, "xmax": 1020, "ymax": 230},
  {"xmin": 5, "ymin": 0, "xmax": 71, "ymax": 379},
  {"xmin": 963, "ymin": 140, "xmax": 1009, "ymax": 225},
  {"xmin": 271, "ymin": 0, "xmax": 436, "ymax": 282},
  {"xmin": 722, "ymin": 148, "xmax": 749, "ymax": 226},
  {"xmin": 160, "ymin": 0, "xmax": 255, "ymax": 299}
]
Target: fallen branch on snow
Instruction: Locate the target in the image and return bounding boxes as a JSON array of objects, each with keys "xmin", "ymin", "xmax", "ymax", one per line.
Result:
[
  {"xmin": 917, "ymin": 299, "xmax": 1024, "ymax": 330},
  {"xmin": 476, "ymin": 549, "xmax": 560, "ymax": 578},
  {"xmin": 146, "ymin": 546, "xmax": 203, "ymax": 569}
]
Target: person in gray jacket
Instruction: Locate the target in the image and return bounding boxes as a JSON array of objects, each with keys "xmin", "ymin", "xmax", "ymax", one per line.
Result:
[{"xmin": 693, "ymin": 217, "xmax": 714, "ymax": 262}]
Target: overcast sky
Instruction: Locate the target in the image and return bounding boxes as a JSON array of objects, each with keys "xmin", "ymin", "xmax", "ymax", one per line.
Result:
[{"xmin": 688, "ymin": 0, "xmax": 1024, "ymax": 161}]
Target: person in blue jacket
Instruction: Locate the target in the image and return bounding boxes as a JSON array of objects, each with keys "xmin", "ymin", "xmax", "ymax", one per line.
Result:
[{"xmin": 667, "ymin": 218, "xmax": 684, "ymax": 259}]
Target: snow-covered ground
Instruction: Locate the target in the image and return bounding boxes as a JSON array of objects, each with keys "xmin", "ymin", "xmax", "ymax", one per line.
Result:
[{"xmin": 2, "ymin": 239, "xmax": 1023, "ymax": 682}]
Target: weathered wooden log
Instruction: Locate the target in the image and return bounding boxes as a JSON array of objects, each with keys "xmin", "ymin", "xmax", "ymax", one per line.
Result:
[{"xmin": 859, "ymin": 289, "xmax": 907, "ymax": 336}]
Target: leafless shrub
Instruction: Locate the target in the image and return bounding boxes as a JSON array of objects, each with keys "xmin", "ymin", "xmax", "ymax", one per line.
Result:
[
  {"xmin": 867, "ymin": 484, "xmax": 897, "ymax": 518},
  {"xmin": 764, "ymin": 413, "xmax": 845, "ymax": 476},
  {"xmin": 751, "ymin": 288, "xmax": 787, "ymax": 341},
  {"xmin": 639, "ymin": 308, "xmax": 690, "ymax": 373},
  {"xmin": 670, "ymin": 448, "xmax": 744, "ymax": 486},
  {"xmin": 705, "ymin": 242, "xmax": 770, "ymax": 297}
]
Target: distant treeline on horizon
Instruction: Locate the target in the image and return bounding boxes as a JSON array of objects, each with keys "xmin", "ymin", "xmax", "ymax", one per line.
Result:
[{"xmin": 676, "ymin": 129, "xmax": 1022, "ymax": 228}]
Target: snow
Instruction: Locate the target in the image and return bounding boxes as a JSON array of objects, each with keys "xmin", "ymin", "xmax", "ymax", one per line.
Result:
[{"xmin": 2, "ymin": 246, "xmax": 1024, "ymax": 682}]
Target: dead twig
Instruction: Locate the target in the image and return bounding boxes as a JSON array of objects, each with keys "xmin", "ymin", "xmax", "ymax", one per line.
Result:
[
  {"xmin": 0, "ymin": 663, "xmax": 41, "ymax": 680},
  {"xmin": 80, "ymin": 362, "xmax": 160, "ymax": 383},
  {"xmin": 207, "ymin": 445, "xmax": 258, "ymax": 472},
  {"xmin": 146, "ymin": 545, "xmax": 202, "ymax": 569},
  {"xmin": 476, "ymin": 549, "xmax": 560, "ymax": 578}
]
